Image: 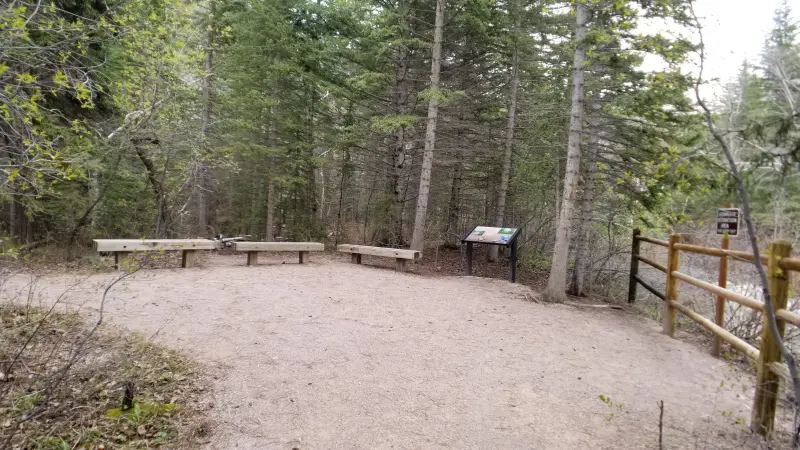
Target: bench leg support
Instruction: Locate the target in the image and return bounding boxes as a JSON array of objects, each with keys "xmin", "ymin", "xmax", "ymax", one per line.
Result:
[
  {"xmin": 396, "ymin": 258, "xmax": 407, "ymax": 272},
  {"xmin": 351, "ymin": 254, "xmax": 362, "ymax": 264},
  {"xmin": 182, "ymin": 250, "xmax": 198, "ymax": 268},
  {"xmin": 247, "ymin": 251, "xmax": 258, "ymax": 266},
  {"xmin": 299, "ymin": 251, "xmax": 309, "ymax": 264},
  {"xmin": 115, "ymin": 251, "xmax": 131, "ymax": 270}
]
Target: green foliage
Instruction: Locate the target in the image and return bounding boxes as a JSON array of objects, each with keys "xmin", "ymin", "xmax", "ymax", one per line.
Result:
[
  {"xmin": 107, "ymin": 401, "xmax": 179, "ymax": 424},
  {"xmin": 370, "ymin": 115, "xmax": 419, "ymax": 132},
  {"xmin": 672, "ymin": 1, "xmax": 800, "ymax": 237}
]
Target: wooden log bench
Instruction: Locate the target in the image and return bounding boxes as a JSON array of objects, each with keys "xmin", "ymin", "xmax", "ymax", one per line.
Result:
[
  {"xmin": 336, "ymin": 244, "xmax": 420, "ymax": 272},
  {"xmin": 93, "ymin": 239, "xmax": 216, "ymax": 269},
  {"xmin": 233, "ymin": 242, "xmax": 324, "ymax": 265}
]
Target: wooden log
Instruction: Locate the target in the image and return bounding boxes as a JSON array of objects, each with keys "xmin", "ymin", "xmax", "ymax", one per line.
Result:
[
  {"xmin": 182, "ymin": 249, "xmax": 197, "ymax": 268},
  {"xmin": 662, "ymin": 234, "xmax": 680, "ymax": 337},
  {"xmin": 779, "ymin": 257, "xmax": 800, "ymax": 272},
  {"xmin": 776, "ymin": 308, "xmax": 800, "ymax": 327},
  {"xmin": 337, "ymin": 244, "xmax": 420, "ymax": 260},
  {"xmin": 752, "ymin": 240, "xmax": 792, "ymax": 436},
  {"xmin": 115, "ymin": 251, "xmax": 131, "ymax": 270},
  {"xmin": 635, "ymin": 255, "xmax": 666, "ymax": 273},
  {"xmin": 672, "ymin": 242, "xmax": 767, "ymax": 264},
  {"xmin": 768, "ymin": 361, "xmax": 791, "ymax": 383},
  {"xmin": 628, "ymin": 228, "xmax": 641, "ymax": 303},
  {"xmin": 713, "ymin": 227, "xmax": 731, "ymax": 357},
  {"xmin": 396, "ymin": 258, "xmax": 407, "ymax": 272},
  {"xmin": 351, "ymin": 253, "xmax": 362, "ymax": 264},
  {"xmin": 632, "ymin": 274, "xmax": 665, "ymax": 300},
  {"xmin": 247, "ymin": 251, "xmax": 258, "ymax": 266},
  {"xmin": 94, "ymin": 239, "xmax": 215, "ymax": 252},
  {"xmin": 671, "ymin": 271, "xmax": 763, "ymax": 312},
  {"xmin": 299, "ymin": 251, "xmax": 309, "ymax": 264},
  {"xmin": 669, "ymin": 300, "xmax": 759, "ymax": 360},
  {"xmin": 233, "ymin": 242, "xmax": 324, "ymax": 252},
  {"xmin": 636, "ymin": 236, "xmax": 669, "ymax": 247}
]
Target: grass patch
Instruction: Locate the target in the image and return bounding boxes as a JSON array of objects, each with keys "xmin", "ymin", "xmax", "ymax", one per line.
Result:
[{"xmin": 0, "ymin": 304, "xmax": 211, "ymax": 448}]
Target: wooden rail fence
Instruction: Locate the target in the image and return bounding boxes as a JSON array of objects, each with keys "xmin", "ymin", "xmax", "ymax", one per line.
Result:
[{"xmin": 628, "ymin": 229, "xmax": 800, "ymax": 436}]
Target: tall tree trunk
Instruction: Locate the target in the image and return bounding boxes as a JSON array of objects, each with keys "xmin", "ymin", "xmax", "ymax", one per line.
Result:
[
  {"xmin": 306, "ymin": 84, "xmax": 317, "ymax": 239},
  {"xmin": 568, "ymin": 107, "xmax": 599, "ymax": 296},
  {"xmin": 335, "ymin": 102, "xmax": 354, "ymax": 246},
  {"xmin": 195, "ymin": 0, "xmax": 215, "ymax": 236},
  {"xmin": 13, "ymin": 201, "xmax": 26, "ymax": 244},
  {"xmin": 543, "ymin": 0, "xmax": 588, "ymax": 302},
  {"xmin": 249, "ymin": 174, "xmax": 263, "ymax": 238},
  {"xmin": 489, "ymin": 0, "xmax": 520, "ymax": 262},
  {"xmin": 389, "ymin": 42, "xmax": 411, "ymax": 246},
  {"xmin": 135, "ymin": 144, "xmax": 171, "ymax": 238},
  {"xmin": 410, "ymin": 0, "xmax": 445, "ymax": 252},
  {"xmin": 9, "ymin": 196, "xmax": 17, "ymax": 243},
  {"xmin": 445, "ymin": 156, "xmax": 463, "ymax": 248},
  {"xmin": 265, "ymin": 110, "xmax": 275, "ymax": 241},
  {"xmin": 554, "ymin": 157, "xmax": 560, "ymax": 222},
  {"xmin": 265, "ymin": 180, "xmax": 275, "ymax": 241}
]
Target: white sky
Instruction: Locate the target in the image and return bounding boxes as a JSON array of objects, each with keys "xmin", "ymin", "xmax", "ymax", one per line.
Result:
[{"xmin": 693, "ymin": 0, "xmax": 785, "ymax": 83}]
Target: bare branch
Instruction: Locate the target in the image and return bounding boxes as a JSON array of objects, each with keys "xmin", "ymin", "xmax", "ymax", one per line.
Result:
[{"xmin": 689, "ymin": 0, "xmax": 800, "ymax": 439}]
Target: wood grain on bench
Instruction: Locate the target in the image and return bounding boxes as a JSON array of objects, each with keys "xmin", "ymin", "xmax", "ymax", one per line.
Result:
[
  {"xmin": 233, "ymin": 242, "xmax": 324, "ymax": 265},
  {"xmin": 336, "ymin": 244, "xmax": 420, "ymax": 272},
  {"xmin": 93, "ymin": 239, "xmax": 215, "ymax": 269}
]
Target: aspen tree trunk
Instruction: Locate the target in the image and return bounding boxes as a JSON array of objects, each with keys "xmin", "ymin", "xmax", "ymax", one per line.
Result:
[
  {"xmin": 554, "ymin": 158, "xmax": 560, "ymax": 221},
  {"xmin": 488, "ymin": 0, "xmax": 520, "ymax": 262},
  {"xmin": 568, "ymin": 106, "xmax": 599, "ymax": 296},
  {"xmin": 410, "ymin": 0, "xmax": 445, "ymax": 252},
  {"xmin": 543, "ymin": 0, "xmax": 588, "ymax": 302}
]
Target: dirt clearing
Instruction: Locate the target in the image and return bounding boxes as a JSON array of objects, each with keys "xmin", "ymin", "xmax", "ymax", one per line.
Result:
[{"xmin": 6, "ymin": 255, "xmax": 763, "ymax": 449}]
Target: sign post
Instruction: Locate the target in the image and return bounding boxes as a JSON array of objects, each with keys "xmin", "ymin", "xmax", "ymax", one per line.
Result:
[
  {"xmin": 713, "ymin": 205, "xmax": 737, "ymax": 356},
  {"xmin": 461, "ymin": 226, "xmax": 521, "ymax": 283}
]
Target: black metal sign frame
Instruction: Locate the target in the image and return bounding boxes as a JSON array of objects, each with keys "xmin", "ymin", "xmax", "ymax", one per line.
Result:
[
  {"xmin": 716, "ymin": 208, "xmax": 740, "ymax": 236},
  {"xmin": 461, "ymin": 225, "xmax": 522, "ymax": 283}
]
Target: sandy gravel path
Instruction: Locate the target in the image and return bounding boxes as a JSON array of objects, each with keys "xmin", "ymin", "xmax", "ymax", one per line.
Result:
[{"xmin": 7, "ymin": 255, "xmax": 760, "ymax": 449}]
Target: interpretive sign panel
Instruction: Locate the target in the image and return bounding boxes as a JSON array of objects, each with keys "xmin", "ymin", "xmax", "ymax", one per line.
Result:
[
  {"xmin": 716, "ymin": 208, "xmax": 740, "ymax": 236},
  {"xmin": 461, "ymin": 225, "xmax": 522, "ymax": 283},
  {"xmin": 463, "ymin": 226, "xmax": 519, "ymax": 245}
]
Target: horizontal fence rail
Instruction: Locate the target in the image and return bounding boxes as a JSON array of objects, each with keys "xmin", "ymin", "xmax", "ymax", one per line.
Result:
[
  {"xmin": 673, "ymin": 242, "xmax": 769, "ymax": 264},
  {"xmin": 636, "ymin": 255, "xmax": 666, "ymax": 273},
  {"xmin": 668, "ymin": 300, "xmax": 760, "ymax": 360},
  {"xmin": 638, "ymin": 236, "xmax": 669, "ymax": 247},
  {"xmin": 671, "ymin": 271, "xmax": 764, "ymax": 312},
  {"xmin": 628, "ymin": 228, "xmax": 799, "ymax": 437}
]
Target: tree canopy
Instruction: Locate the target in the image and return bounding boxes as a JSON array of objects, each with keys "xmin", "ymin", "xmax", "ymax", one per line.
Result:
[{"xmin": 0, "ymin": 0, "xmax": 798, "ymax": 299}]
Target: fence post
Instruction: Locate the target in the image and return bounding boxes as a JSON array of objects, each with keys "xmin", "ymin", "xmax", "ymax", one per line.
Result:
[
  {"xmin": 751, "ymin": 240, "xmax": 791, "ymax": 436},
  {"xmin": 712, "ymin": 232, "xmax": 730, "ymax": 357},
  {"xmin": 662, "ymin": 234, "xmax": 681, "ymax": 337},
  {"xmin": 628, "ymin": 228, "xmax": 641, "ymax": 303}
]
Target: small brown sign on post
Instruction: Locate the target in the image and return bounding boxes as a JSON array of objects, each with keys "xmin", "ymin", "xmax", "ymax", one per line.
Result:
[{"xmin": 716, "ymin": 208, "xmax": 740, "ymax": 236}]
